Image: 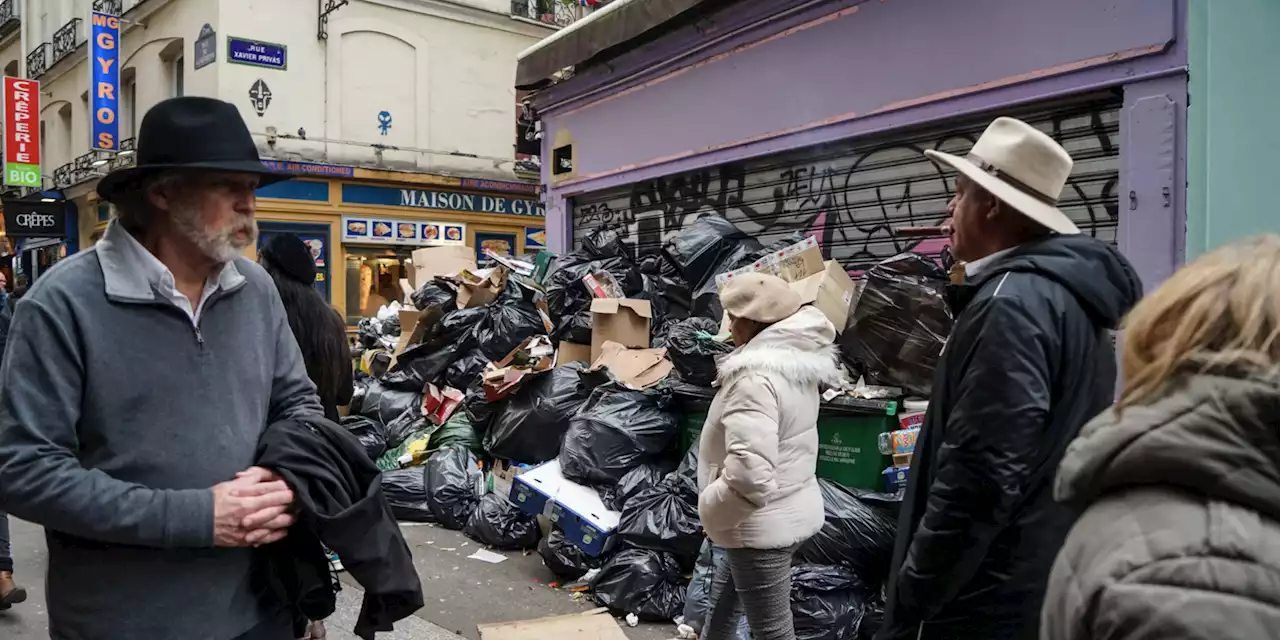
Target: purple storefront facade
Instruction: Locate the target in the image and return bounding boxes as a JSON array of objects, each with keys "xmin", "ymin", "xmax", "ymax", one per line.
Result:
[{"xmin": 527, "ymin": 0, "xmax": 1187, "ymax": 290}]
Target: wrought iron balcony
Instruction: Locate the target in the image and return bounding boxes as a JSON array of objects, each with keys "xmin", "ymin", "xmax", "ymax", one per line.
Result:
[
  {"xmin": 93, "ymin": 0, "xmax": 123, "ymax": 15},
  {"xmin": 511, "ymin": 0, "xmax": 581, "ymax": 28},
  {"xmin": 53, "ymin": 164, "xmax": 73, "ymax": 189},
  {"xmin": 26, "ymin": 43, "xmax": 50, "ymax": 79},
  {"xmin": 52, "ymin": 18, "xmax": 83, "ymax": 65},
  {"xmin": 0, "ymin": 0, "xmax": 19, "ymax": 32}
]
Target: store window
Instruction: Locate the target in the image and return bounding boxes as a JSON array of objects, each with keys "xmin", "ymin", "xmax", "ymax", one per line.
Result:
[
  {"xmin": 344, "ymin": 246, "xmax": 411, "ymax": 323},
  {"xmin": 258, "ymin": 222, "xmax": 331, "ymax": 302}
]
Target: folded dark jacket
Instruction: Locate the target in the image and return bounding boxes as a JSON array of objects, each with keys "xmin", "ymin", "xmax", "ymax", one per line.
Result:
[{"xmin": 255, "ymin": 416, "xmax": 424, "ymax": 640}]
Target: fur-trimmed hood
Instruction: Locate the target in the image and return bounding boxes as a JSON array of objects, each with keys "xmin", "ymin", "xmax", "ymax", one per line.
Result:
[{"xmin": 717, "ymin": 306, "xmax": 842, "ymax": 388}]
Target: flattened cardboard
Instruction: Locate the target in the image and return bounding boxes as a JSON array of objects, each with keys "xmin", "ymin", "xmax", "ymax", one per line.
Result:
[
  {"xmin": 478, "ymin": 608, "xmax": 627, "ymax": 640},
  {"xmin": 556, "ymin": 341, "xmax": 593, "ymax": 364},
  {"xmin": 482, "ymin": 336, "xmax": 556, "ymax": 401},
  {"xmin": 790, "ymin": 260, "xmax": 857, "ymax": 334},
  {"xmin": 589, "ymin": 298, "xmax": 652, "ymax": 362},
  {"xmin": 589, "ymin": 341, "xmax": 673, "ymax": 390},
  {"xmin": 411, "ymin": 245, "xmax": 475, "ymax": 288}
]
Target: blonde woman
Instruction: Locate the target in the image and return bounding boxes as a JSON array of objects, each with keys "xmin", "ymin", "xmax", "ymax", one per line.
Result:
[{"xmin": 1042, "ymin": 235, "xmax": 1280, "ymax": 639}]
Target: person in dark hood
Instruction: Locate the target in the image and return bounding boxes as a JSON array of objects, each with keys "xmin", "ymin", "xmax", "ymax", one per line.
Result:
[
  {"xmin": 1042, "ymin": 235, "xmax": 1280, "ymax": 639},
  {"xmin": 877, "ymin": 117, "xmax": 1143, "ymax": 640}
]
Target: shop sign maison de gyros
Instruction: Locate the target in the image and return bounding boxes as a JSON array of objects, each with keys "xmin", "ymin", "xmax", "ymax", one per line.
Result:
[{"xmin": 340, "ymin": 184, "xmax": 544, "ymax": 246}]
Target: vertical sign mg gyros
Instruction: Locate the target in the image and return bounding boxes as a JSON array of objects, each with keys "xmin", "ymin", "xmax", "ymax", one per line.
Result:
[
  {"xmin": 90, "ymin": 11, "xmax": 121, "ymax": 151},
  {"xmin": 3, "ymin": 77, "xmax": 40, "ymax": 188}
]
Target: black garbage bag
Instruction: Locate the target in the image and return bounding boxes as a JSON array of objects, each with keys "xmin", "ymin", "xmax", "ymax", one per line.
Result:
[
  {"xmin": 616, "ymin": 477, "xmax": 703, "ymax": 570},
  {"xmin": 475, "ymin": 280, "xmax": 550, "ymax": 361},
  {"xmin": 384, "ymin": 407, "xmax": 429, "ymax": 450},
  {"xmin": 794, "ymin": 480, "xmax": 899, "ymax": 585},
  {"xmin": 538, "ymin": 530, "xmax": 595, "ymax": 581},
  {"xmin": 591, "ymin": 548, "xmax": 687, "ymax": 622},
  {"xmin": 463, "ymin": 493, "xmax": 541, "ymax": 550},
  {"xmin": 357, "ymin": 318, "xmax": 382, "ymax": 349},
  {"xmin": 381, "ymin": 341, "xmax": 460, "ymax": 392},
  {"xmin": 545, "ymin": 255, "xmax": 644, "ymax": 344},
  {"xmin": 604, "ymin": 462, "xmax": 670, "ymax": 512},
  {"xmin": 667, "ymin": 318, "xmax": 733, "ymax": 386},
  {"xmin": 662, "ymin": 215, "xmax": 752, "ymax": 289},
  {"xmin": 381, "ymin": 467, "xmax": 433, "ymax": 523},
  {"xmin": 444, "ymin": 350, "xmax": 490, "ymax": 392},
  {"xmin": 791, "ymin": 564, "xmax": 870, "ymax": 640},
  {"xmin": 839, "ymin": 252, "xmax": 952, "ymax": 396},
  {"xmin": 583, "ymin": 227, "xmax": 632, "ymax": 261},
  {"xmin": 425, "ymin": 445, "xmax": 482, "ymax": 530},
  {"xmin": 484, "ymin": 363, "xmax": 591, "ymax": 464},
  {"xmin": 858, "ymin": 595, "xmax": 885, "ymax": 640},
  {"xmin": 463, "ymin": 377, "xmax": 500, "ymax": 435},
  {"xmin": 411, "ymin": 278, "xmax": 457, "ymax": 311},
  {"xmin": 359, "ymin": 381, "xmax": 423, "ymax": 426},
  {"xmin": 559, "ymin": 385, "xmax": 679, "ymax": 485},
  {"xmin": 439, "ymin": 305, "xmax": 489, "ymax": 342},
  {"xmin": 340, "ymin": 415, "xmax": 387, "ymax": 461}
]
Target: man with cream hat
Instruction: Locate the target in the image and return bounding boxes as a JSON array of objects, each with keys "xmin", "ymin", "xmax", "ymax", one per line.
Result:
[{"xmin": 877, "ymin": 117, "xmax": 1143, "ymax": 639}]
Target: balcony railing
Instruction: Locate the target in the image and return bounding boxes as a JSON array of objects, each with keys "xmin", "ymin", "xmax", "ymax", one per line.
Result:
[
  {"xmin": 511, "ymin": 0, "xmax": 581, "ymax": 28},
  {"xmin": 0, "ymin": 0, "xmax": 19, "ymax": 31},
  {"xmin": 52, "ymin": 18, "xmax": 82, "ymax": 65},
  {"xmin": 93, "ymin": 0, "xmax": 123, "ymax": 15},
  {"xmin": 26, "ymin": 43, "xmax": 50, "ymax": 78}
]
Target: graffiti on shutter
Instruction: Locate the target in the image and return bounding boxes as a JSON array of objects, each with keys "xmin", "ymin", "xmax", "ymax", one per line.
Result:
[{"xmin": 571, "ymin": 95, "xmax": 1120, "ymax": 274}]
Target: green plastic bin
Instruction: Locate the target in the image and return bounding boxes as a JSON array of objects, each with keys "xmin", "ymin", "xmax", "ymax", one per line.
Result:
[{"xmin": 673, "ymin": 389, "xmax": 897, "ymax": 491}]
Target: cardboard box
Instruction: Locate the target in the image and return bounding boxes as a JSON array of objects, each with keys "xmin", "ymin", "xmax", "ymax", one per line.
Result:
[
  {"xmin": 590, "ymin": 341, "xmax": 673, "ymax": 390},
  {"xmin": 509, "ymin": 460, "xmax": 621, "ymax": 557},
  {"xmin": 589, "ymin": 298, "xmax": 652, "ymax": 362},
  {"xmin": 548, "ymin": 474, "xmax": 620, "ymax": 557},
  {"xmin": 790, "ymin": 260, "xmax": 858, "ymax": 334},
  {"xmin": 487, "ymin": 459, "xmax": 534, "ymax": 497},
  {"xmin": 557, "ymin": 342, "xmax": 593, "ymax": 364},
  {"xmin": 411, "ymin": 245, "xmax": 475, "ymax": 288},
  {"xmin": 510, "ymin": 460, "xmax": 567, "ymax": 518},
  {"xmin": 883, "ymin": 466, "xmax": 909, "ymax": 493},
  {"xmin": 455, "ymin": 267, "xmax": 507, "ymax": 309},
  {"xmin": 422, "ymin": 384, "xmax": 464, "ymax": 426},
  {"xmin": 483, "ymin": 336, "xmax": 556, "ymax": 401}
]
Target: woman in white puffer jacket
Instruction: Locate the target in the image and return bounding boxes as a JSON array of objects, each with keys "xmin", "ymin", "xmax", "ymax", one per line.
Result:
[{"xmin": 698, "ymin": 273, "xmax": 841, "ymax": 640}]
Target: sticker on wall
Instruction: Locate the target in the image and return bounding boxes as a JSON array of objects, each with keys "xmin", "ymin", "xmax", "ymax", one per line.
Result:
[
  {"xmin": 474, "ymin": 232, "xmax": 517, "ymax": 263},
  {"xmin": 194, "ymin": 24, "xmax": 217, "ymax": 70},
  {"xmin": 396, "ymin": 222, "xmax": 417, "ymax": 240},
  {"xmin": 444, "ymin": 225, "xmax": 464, "ymax": 243},
  {"xmin": 248, "ymin": 79, "xmax": 272, "ymax": 117},
  {"xmin": 378, "ymin": 111, "xmax": 392, "ymax": 136},
  {"xmin": 421, "ymin": 223, "xmax": 441, "ymax": 242},
  {"xmin": 524, "ymin": 227, "xmax": 546, "ymax": 249}
]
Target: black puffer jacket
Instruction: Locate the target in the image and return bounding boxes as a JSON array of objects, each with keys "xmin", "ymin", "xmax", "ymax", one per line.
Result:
[{"xmin": 878, "ymin": 235, "xmax": 1142, "ymax": 640}]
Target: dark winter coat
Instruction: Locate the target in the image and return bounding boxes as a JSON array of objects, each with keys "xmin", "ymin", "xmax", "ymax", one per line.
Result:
[
  {"xmin": 878, "ymin": 235, "xmax": 1142, "ymax": 640},
  {"xmin": 1042, "ymin": 367, "xmax": 1280, "ymax": 639},
  {"xmin": 254, "ymin": 416, "xmax": 424, "ymax": 640}
]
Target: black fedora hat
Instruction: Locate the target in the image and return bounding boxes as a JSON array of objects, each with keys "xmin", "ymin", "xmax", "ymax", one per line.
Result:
[{"xmin": 96, "ymin": 96, "xmax": 292, "ymax": 203}]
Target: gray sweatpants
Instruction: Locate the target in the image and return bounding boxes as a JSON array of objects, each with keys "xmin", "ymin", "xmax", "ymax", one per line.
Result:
[
  {"xmin": 703, "ymin": 545, "xmax": 797, "ymax": 640},
  {"xmin": 0, "ymin": 511, "xmax": 12, "ymax": 573}
]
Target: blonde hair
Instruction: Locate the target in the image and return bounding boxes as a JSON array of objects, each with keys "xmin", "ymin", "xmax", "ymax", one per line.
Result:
[{"xmin": 1119, "ymin": 234, "xmax": 1280, "ymax": 410}]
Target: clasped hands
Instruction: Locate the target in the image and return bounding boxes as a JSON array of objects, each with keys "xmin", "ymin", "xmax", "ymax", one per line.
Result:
[{"xmin": 212, "ymin": 466, "xmax": 298, "ymax": 548}]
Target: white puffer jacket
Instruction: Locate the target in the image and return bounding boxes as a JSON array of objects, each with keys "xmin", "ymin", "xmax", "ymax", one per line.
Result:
[{"xmin": 697, "ymin": 306, "xmax": 840, "ymax": 550}]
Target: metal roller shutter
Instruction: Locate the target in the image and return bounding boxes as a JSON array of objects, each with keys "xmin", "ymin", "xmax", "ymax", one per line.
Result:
[{"xmin": 571, "ymin": 93, "xmax": 1121, "ymax": 273}]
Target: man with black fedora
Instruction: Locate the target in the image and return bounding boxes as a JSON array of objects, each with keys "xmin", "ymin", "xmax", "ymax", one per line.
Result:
[
  {"xmin": 876, "ymin": 118, "xmax": 1144, "ymax": 639},
  {"xmin": 0, "ymin": 96, "xmax": 325, "ymax": 639}
]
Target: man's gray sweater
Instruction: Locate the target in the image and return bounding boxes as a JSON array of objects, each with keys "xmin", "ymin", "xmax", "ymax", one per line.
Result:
[{"xmin": 0, "ymin": 226, "xmax": 324, "ymax": 639}]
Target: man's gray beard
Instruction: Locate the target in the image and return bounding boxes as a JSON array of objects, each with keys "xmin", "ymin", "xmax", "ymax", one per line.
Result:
[{"xmin": 171, "ymin": 207, "xmax": 258, "ymax": 264}]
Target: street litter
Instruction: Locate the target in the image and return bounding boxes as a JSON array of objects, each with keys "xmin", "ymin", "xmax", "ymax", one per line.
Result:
[{"xmin": 467, "ymin": 549, "xmax": 508, "ymax": 564}]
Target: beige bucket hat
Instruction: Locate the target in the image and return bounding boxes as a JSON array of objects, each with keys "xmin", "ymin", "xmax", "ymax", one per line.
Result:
[{"xmin": 924, "ymin": 116, "xmax": 1080, "ymax": 235}]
